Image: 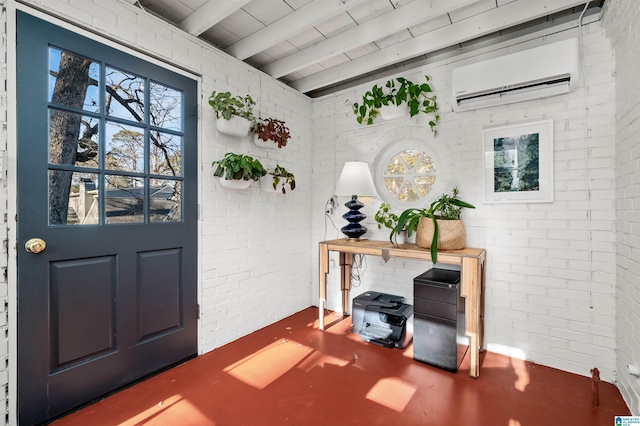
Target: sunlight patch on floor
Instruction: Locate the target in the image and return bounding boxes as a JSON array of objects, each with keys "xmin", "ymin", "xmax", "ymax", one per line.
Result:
[
  {"xmin": 366, "ymin": 377, "xmax": 417, "ymax": 412},
  {"xmin": 117, "ymin": 394, "xmax": 214, "ymax": 426},
  {"xmin": 223, "ymin": 339, "xmax": 313, "ymax": 389},
  {"xmin": 297, "ymin": 351, "xmax": 349, "ymax": 372}
]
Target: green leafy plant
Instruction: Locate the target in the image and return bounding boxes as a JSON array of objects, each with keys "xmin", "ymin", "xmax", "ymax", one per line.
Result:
[
  {"xmin": 212, "ymin": 152, "xmax": 266, "ymax": 181},
  {"xmin": 390, "ymin": 187, "xmax": 475, "ymax": 263},
  {"xmin": 255, "ymin": 117, "xmax": 291, "ymax": 148},
  {"xmin": 374, "ymin": 203, "xmax": 399, "ymax": 230},
  {"xmin": 351, "ymin": 75, "xmax": 439, "ymax": 134},
  {"xmin": 268, "ymin": 164, "xmax": 296, "ymax": 194},
  {"xmin": 208, "ymin": 90, "xmax": 256, "ymax": 122}
]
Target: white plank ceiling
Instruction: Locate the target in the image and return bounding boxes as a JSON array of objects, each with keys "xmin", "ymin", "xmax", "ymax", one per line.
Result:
[{"xmin": 136, "ymin": 0, "xmax": 605, "ymax": 96}]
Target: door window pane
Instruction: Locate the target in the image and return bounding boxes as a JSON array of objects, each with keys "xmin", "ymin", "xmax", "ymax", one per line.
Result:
[
  {"xmin": 49, "ymin": 110, "xmax": 99, "ymax": 167},
  {"xmin": 150, "ymin": 179, "xmax": 181, "ymax": 223},
  {"xmin": 105, "ymin": 176, "xmax": 144, "ymax": 224},
  {"xmin": 150, "ymin": 131, "xmax": 181, "ymax": 176},
  {"xmin": 149, "ymin": 81, "xmax": 182, "ymax": 131},
  {"xmin": 48, "ymin": 47, "xmax": 100, "ymax": 113},
  {"xmin": 105, "ymin": 66, "xmax": 145, "ymax": 122},
  {"xmin": 105, "ymin": 122, "xmax": 145, "ymax": 173},
  {"xmin": 49, "ymin": 171, "xmax": 99, "ymax": 225}
]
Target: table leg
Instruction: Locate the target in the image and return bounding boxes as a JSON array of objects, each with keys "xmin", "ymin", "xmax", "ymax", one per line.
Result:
[
  {"xmin": 319, "ymin": 243, "xmax": 329, "ymax": 330},
  {"xmin": 340, "ymin": 252, "xmax": 353, "ymax": 316},
  {"xmin": 462, "ymin": 257, "xmax": 481, "ymax": 378}
]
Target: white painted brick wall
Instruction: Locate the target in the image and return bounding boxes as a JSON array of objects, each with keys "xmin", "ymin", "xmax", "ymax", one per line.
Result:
[
  {"xmin": 603, "ymin": 0, "xmax": 640, "ymax": 416},
  {"xmin": 311, "ymin": 22, "xmax": 618, "ymax": 384}
]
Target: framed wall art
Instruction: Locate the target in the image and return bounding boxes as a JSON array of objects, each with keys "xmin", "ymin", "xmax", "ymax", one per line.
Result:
[{"xmin": 483, "ymin": 120, "xmax": 553, "ymax": 203}]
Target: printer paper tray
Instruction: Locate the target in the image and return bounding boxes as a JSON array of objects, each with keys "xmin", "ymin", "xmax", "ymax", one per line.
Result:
[{"xmin": 360, "ymin": 324, "xmax": 393, "ymax": 340}]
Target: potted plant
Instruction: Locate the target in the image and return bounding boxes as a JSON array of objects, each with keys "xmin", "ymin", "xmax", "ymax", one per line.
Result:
[
  {"xmin": 254, "ymin": 117, "xmax": 291, "ymax": 149},
  {"xmin": 208, "ymin": 90, "xmax": 256, "ymax": 137},
  {"xmin": 375, "ymin": 202, "xmax": 412, "ymax": 244},
  {"xmin": 390, "ymin": 187, "xmax": 475, "ymax": 263},
  {"xmin": 261, "ymin": 164, "xmax": 296, "ymax": 194},
  {"xmin": 212, "ymin": 152, "xmax": 266, "ymax": 189},
  {"xmin": 352, "ymin": 75, "xmax": 439, "ymax": 134}
]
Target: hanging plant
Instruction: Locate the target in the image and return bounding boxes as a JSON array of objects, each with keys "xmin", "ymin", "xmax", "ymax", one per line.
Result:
[
  {"xmin": 266, "ymin": 165, "xmax": 296, "ymax": 194},
  {"xmin": 352, "ymin": 75, "xmax": 439, "ymax": 134},
  {"xmin": 212, "ymin": 152, "xmax": 266, "ymax": 182},
  {"xmin": 208, "ymin": 90, "xmax": 256, "ymax": 122},
  {"xmin": 254, "ymin": 117, "xmax": 291, "ymax": 148}
]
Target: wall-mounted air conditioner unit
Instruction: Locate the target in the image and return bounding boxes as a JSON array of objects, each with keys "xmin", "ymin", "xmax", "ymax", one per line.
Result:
[{"xmin": 452, "ymin": 38, "xmax": 579, "ymax": 111}]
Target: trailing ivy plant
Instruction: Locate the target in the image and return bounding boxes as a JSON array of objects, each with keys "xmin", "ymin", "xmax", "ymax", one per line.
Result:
[
  {"xmin": 268, "ymin": 164, "xmax": 296, "ymax": 194},
  {"xmin": 352, "ymin": 75, "xmax": 439, "ymax": 134},
  {"xmin": 212, "ymin": 152, "xmax": 266, "ymax": 181},
  {"xmin": 208, "ymin": 90, "xmax": 256, "ymax": 122}
]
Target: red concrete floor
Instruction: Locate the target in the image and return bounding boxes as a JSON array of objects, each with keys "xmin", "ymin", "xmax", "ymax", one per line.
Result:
[{"xmin": 53, "ymin": 307, "xmax": 630, "ymax": 426}]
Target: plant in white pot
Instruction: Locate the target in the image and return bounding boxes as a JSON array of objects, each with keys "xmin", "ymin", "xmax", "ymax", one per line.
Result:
[
  {"xmin": 390, "ymin": 187, "xmax": 475, "ymax": 263},
  {"xmin": 212, "ymin": 152, "xmax": 266, "ymax": 189},
  {"xmin": 208, "ymin": 90, "xmax": 256, "ymax": 137},
  {"xmin": 254, "ymin": 117, "xmax": 291, "ymax": 150},
  {"xmin": 352, "ymin": 75, "xmax": 439, "ymax": 134},
  {"xmin": 261, "ymin": 164, "xmax": 296, "ymax": 194}
]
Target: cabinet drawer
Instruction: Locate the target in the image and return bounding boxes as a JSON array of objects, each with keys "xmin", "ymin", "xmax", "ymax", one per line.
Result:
[
  {"xmin": 414, "ymin": 283, "xmax": 457, "ymax": 304},
  {"xmin": 413, "ymin": 297, "xmax": 457, "ymax": 320}
]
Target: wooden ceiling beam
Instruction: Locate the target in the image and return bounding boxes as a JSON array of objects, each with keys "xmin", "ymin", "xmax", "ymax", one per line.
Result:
[
  {"xmin": 178, "ymin": 0, "xmax": 251, "ymax": 36},
  {"xmin": 290, "ymin": 0, "xmax": 590, "ymax": 93},
  {"xmin": 226, "ymin": 0, "xmax": 370, "ymax": 60},
  {"xmin": 262, "ymin": 0, "xmax": 480, "ymax": 78}
]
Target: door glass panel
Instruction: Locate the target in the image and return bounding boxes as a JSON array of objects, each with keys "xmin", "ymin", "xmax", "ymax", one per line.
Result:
[
  {"xmin": 49, "ymin": 171, "xmax": 99, "ymax": 225},
  {"xmin": 49, "ymin": 110, "xmax": 100, "ymax": 167},
  {"xmin": 105, "ymin": 122, "xmax": 145, "ymax": 173},
  {"xmin": 48, "ymin": 47, "xmax": 100, "ymax": 113},
  {"xmin": 150, "ymin": 131, "xmax": 181, "ymax": 176},
  {"xmin": 150, "ymin": 179, "xmax": 181, "ymax": 223},
  {"xmin": 105, "ymin": 176, "xmax": 144, "ymax": 224},
  {"xmin": 105, "ymin": 66, "xmax": 145, "ymax": 122},
  {"xmin": 150, "ymin": 81, "xmax": 182, "ymax": 131}
]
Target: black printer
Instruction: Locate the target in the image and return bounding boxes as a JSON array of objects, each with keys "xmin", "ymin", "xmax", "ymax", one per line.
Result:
[{"xmin": 351, "ymin": 291, "xmax": 413, "ymax": 348}]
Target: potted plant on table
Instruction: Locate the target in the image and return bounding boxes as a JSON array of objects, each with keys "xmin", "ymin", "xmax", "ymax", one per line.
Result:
[
  {"xmin": 375, "ymin": 202, "xmax": 411, "ymax": 244},
  {"xmin": 261, "ymin": 164, "xmax": 296, "ymax": 194},
  {"xmin": 254, "ymin": 117, "xmax": 291, "ymax": 149},
  {"xmin": 390, "ymin": 187, "xmax": 475, "ymax": 263},
  {"xmin": 352, "ymin": 75, "xmax": 439, "ymax": 134},
  {"xmin": 212, "ymin": 152, "xmax": 266, "ymax": 189},
  {"xmin": 208, "ymin": 90, "xmax": 256, "ymax": 137}
]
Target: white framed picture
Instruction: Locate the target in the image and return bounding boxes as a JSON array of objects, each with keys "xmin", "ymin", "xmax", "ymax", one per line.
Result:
[{"xmin": 483, "ymin": 120, "xmax": 553, "ymax": 203}]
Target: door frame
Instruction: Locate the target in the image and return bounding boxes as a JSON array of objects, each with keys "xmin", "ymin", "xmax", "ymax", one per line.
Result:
[{"xmin": 6, "ymin": 3, "xmax": 204, "ymax": 423}]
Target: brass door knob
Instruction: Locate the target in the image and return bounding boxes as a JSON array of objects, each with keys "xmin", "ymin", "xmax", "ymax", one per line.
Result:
[{"xmin": 25, "ymin": 238, "xmax": 46, "ymax": 254}]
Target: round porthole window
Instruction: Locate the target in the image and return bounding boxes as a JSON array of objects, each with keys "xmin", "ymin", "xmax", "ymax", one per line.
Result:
[{"xmin": 374, "ymin": 139, "xmax": 441, "ymax": 208}]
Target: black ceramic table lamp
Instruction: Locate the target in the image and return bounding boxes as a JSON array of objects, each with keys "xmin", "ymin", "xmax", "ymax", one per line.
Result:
[{"xmin": 334, "ymin": 161, "xmax": 378, "ymax": 240}]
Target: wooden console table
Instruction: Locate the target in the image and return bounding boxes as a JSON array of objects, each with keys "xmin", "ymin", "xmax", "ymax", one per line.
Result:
[{"xmin": 318, "ymin": 238, "xmax": 486, "ymax": 378}]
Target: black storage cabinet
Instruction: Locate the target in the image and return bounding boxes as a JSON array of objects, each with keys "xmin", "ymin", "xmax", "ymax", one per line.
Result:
[{"xmin": 413, "ymin": 267, "xmax": 469, "ymax": 372}]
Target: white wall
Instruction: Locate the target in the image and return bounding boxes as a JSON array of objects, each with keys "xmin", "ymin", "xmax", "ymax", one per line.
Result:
[
  {"xmin": 602, "ymin": 0, "xmax": 640, "ymax": 416},
  {"xmin": 2, "ymin": 0, "xmax": 314, "ymax": 422},
  {"xmin": 311, "ymin": 20, "xmax": 618, "ymax": 383}
]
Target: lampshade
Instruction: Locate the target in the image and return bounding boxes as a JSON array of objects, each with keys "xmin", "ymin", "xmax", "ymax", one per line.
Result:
[{"xmin": 334, "ymin": 161, "xmax": 378, "ymax": 196}]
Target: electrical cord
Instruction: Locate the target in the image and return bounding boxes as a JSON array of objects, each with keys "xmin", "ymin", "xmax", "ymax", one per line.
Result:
[
  {"xmin": 350, "ymin": 254, "xmax": 367, "ymax": 288},
  {"xmin": 578, "ymin": 0, "xmax": 594, "ymax": 309}
]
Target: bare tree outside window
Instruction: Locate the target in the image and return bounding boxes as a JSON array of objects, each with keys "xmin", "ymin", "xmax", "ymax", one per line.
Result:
[{"xmin": 48, "ymin": 48, "xmax": 184, "ymax": 225}]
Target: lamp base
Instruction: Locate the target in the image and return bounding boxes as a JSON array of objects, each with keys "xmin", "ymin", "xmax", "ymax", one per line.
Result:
[{"xmin": 340, "ymin": 195, "xmax": 368, "ymax": 239}]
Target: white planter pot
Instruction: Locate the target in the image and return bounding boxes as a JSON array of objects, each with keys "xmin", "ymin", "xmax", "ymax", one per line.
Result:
[
  {"xmin": 379, "ymin": 104, "xmax": 410, "ymax": 121},
  {"xmin": 260, "ymin": 176, "xmax": 279, "ymax": 194},
  {"xmin": 218, "ymin": 176, "xmax": 251, "ymax": 190},
  {"xmin": 216, "ymin": 115, "xmax": 251, "ymax": 137},
  {"xmin": 253, "ymin": 133, "xmax": 278, "ymax": 150}
]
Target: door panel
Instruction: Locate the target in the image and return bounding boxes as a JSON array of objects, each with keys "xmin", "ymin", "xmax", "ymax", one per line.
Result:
[
  {"xmin": 51, "ymin": 256, "xmax": 117, "ymax": 368},
  {"xmin": 17, "ymin": 12, "xmax": 198, "ymax": 425}
]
